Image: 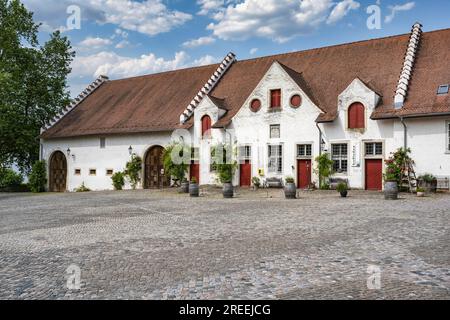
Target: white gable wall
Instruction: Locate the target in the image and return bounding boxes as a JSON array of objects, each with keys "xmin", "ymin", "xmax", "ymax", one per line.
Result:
[
  {"xmin": 41, "ymin": 133, "xmax": 171, "ymax": 191},
  {"xmin": 227, "ymin": 62, "xmax": 322, "ymax": 186},
  {"xmin": 320, "ymin": 78, "xmax": 396, "ymax": 189}
]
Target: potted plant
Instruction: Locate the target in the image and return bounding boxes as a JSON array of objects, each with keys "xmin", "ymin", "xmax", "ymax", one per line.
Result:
[
  {"xmin": 314, "ymin": 153, "xmax": 334, "ymax": 190},
  {"xmin": 418, "ymin": 173, "xmax": 437, "ymax": 194},
  {"xmin": 212, "ymin": 144, "xmax": 238, "ymax": 199},
  {"xmin": 336, "ymin": 182, "xmax": 348, "ymax": 198},
  {"xmin": 284, "ymin": 177, "xmax": 297, "ymax": 199},
  {"xmin": 384, "ymin": 158, "xmax": 399, "ymax": 200},
  {"xmin": 416, "ymin": 187, "xmax": 426, "ymax": 197},
  {"xmin": 163, "ymin": 143, "xmax": 190, "ymax": 192},
  {"xmin": 252, "ymin": 177, "xmax": 261, "ymax": 190},
  {"xmin": 189, "ymin": 177, "xmax": 199, "ymax": 197}
]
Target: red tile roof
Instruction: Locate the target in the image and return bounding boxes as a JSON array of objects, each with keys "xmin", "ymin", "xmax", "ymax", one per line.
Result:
[
  {"xmin": 42, "ymin": 28, "xmax": 450, "ymax": 139},
  {"xmin": 41, "ymin": 64, "xmax": 219, "ymax": 139}
]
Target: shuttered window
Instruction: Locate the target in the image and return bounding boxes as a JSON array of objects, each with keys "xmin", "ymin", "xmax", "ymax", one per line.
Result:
[
  {"xmin": 201, "ymin": 115, "xmax": 212, "ymax": 138},
  {"xmin": 270, "ymin": 89, "xmax": 281, "ymax": 109},
  {"xmin": 348, "ymin": 102, "xmax": 365, "ymax": 129}
]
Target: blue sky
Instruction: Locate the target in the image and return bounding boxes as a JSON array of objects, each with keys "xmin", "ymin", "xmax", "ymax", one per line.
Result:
[{"xmin": 22, "ymin": 0, "xmax": 450, "ymax": 96}]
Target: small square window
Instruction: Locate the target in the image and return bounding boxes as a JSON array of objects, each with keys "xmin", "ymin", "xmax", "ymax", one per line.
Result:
[
  {"xmin": 239, "ymin": 145, "xmax": 252, "ymax": 160},
  {"xmin": 365, "ymin": 142, "xmax": 383, "ymax": 156},
  {"xmin": 74, "ymin": 169, "xmax": 81, "ymax": 175},
  {"xmin": 270, "ymin": 125, "xmax": 280, "ymax": 139},
  {"xmin": 297, "ymin": 144, "xmax": 312, "ymax": 158},
  {"xmin": 100, "ymin": 138, "xmax": 106, "ymax": 149},
  {"xmin": 106, "ymin": 169, "xmax": 114, "ymax": 176},
  {"xmin": 89, "ymin": 169, "xmax": 97, "ymax": 176},
  {"xmin": 437, "ymin": 85, "xmax": 449, "ymax": 95}
]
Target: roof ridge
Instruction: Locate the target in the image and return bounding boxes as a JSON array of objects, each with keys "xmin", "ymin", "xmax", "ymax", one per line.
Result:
[{"xmin": 235, "ymin": 27, "xmax": 450, "ymax": 65}]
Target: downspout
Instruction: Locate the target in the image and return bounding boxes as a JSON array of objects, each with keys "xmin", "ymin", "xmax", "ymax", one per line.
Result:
[
  {"xmin": 400, "ymin": 117, "xmax": 408, "ymax": 150},
  {"xmin": 316, "ymin": 122, "xmax": 323, "ymax": 187},
  {"xmin": 316, "ymin": 122, "xmax": 323, "ymax": 156}
]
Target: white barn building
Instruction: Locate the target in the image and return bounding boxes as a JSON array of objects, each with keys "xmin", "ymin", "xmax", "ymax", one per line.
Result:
[{"xmin": 40, "ymin": 24, "xmax": 450, "ymax": 192}]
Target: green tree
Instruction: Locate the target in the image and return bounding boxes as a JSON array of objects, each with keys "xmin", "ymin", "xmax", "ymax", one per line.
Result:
[
  {"xmin": 314, "ymin": 153, "xmax": 334, "ymax": 189},
  {"xmin": 0, "ymin": 0, "xmax": 75, "ymax": 172}
]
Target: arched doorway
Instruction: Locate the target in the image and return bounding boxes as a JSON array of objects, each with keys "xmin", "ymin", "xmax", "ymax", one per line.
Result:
[
  {"xmin": 144, "ymin": 146, "xmax": 169, "ymax": 189},
  {"xmin": 49, "ymin": 151, "xmax": 67, "ymax": 192}
]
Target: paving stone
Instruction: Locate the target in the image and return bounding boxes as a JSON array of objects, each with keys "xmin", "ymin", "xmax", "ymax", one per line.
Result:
[{"xmin": 0, "ymin": 190, "xmax": 448, "ymax": 299}]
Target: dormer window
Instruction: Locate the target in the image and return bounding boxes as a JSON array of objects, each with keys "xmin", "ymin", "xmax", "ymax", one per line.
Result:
[
  {"xmin": 437, "ymin": 84, "xmax": 449, "ymax": 95},
  {"xmin": 270, "ymin": 89, "xmax": 281, "ymax": 109},
  {"xmin": 348, "ymin": 102, "xmax": 365, "ymax": 130}
]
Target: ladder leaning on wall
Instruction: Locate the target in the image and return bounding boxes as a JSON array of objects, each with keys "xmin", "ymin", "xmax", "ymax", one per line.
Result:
[{"xmin": 401, "ymin": 159, "xmax": 417, "ymax": 193}]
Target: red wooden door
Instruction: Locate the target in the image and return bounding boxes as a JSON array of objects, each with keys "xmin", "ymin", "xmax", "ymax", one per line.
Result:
[
  {"xmin": 365, "ymin": 159, "xmax": 383, "ymax": 191},
  {"xmin": 190, "ymin": 163, "xmax": 200, "ymax": 184},
  {"xmin": 297, "ymin": 160, "xmax": 311, "ymax": 189},
  {"xmin": 240, "ymin": 160, "xmax": 251, "ymax": 187}
]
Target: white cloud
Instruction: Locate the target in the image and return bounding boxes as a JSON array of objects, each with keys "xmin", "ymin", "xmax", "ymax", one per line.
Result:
[
  {"xmin": 197, "ymin": 0, "xmax": 225, "ymax": 15},
  {"xmin": 385, "ymin": 2, "xmax": 415, "ymax": 24},
  {"xmin": 250, "ymin": 48, "xmax": 258, "ymax": 55},
  {"xmin": 327, "ymin": 0, "xmax": 360, "ymax": 25},
  {"xmin": 182, "ymin": 36, "xmax": 216, "ymax": 48},
  {"xmin": 23, "ymin": 0, "xmax": 192, "ymax": 36},
  {"xmin": 78, "ymin": 37, "xmax": 113, "ymax": 49},
  {"xmin": 115, "ymin": 40, "xmax": 130, "ymax": 49},
  {"xmin": 207, "ymin": 0, "xmax": 360, "ymax": 43},
  {"xmin": 192, "ymin": 55, "xmax": 220, "ymax": 66},
  {"xmin": 71, "ymin": 51, "xmax": 219, "ymax": 80}
]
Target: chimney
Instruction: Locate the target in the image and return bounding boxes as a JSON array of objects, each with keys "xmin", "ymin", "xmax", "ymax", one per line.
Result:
[{"xmin": 394, "ymin": 22, "xmax": 423, "ymax": 109}]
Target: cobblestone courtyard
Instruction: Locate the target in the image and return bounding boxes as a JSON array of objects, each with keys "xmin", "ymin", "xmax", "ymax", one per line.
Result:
[{"xmin": 0, "ymin": 189, "xmax": 449, "ymax": 300}]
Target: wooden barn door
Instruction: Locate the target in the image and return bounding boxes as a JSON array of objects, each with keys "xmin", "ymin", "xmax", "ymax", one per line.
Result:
[
  {"xmin": 365, "ymin": 159, "xmax": 383, "ymax": 191},
  {"xmin": 49, "ymin": 151, "xmax": 67, "ymax": 192},
  {"xmin": 297, "ymin": 160, "xmax": 312, "ymax": 189},
  {"xmin": 144, "ymin": 146, "xmax": 168, "ymax": 189},
  {"xmin": 240, "ymin": 160, "xmax": 251, "ymax": 187}
]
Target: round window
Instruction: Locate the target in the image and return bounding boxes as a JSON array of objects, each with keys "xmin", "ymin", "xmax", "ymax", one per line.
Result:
[
  {"xmin": 250, "ymin": 99, "xmax": 261, "ymax": 112},
  {"xmin": 290, "ymin": 94, "xmax": 302, "ymax": 108}
]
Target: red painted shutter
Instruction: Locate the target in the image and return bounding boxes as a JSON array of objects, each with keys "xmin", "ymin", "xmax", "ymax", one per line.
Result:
[
  {"xmin": 348, "ymin": 103, "xmax": 365, "ymax": 129},
  {"xmin": 202, "ymin": 116, "xmax": 211, "ymax": 137},
  {"xmin": 271, "ymin": 90, "xmax": 281, "ymax": 108}
]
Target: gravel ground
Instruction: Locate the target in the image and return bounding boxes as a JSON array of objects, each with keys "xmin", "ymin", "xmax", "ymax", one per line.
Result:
[{"xmin": 0, "ymin": 189, "xmax": 449, "ymax": 300}]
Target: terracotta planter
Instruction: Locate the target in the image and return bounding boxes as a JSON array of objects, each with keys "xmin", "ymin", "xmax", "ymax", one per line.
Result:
[
  {"xmin": 223, "ymin": 183, "xmax": 234, "ymax": 199},
  {"xmin": 284, "ymin": 183, "xmax": 297, "ymax": 199},
  {"xmin": 384, "ymin": 181, "xmax": 398, "ymax": 200},
  {"xmin": 417, "ymin": 192, "xmax": 425, "ymax": 197},
  {"xmin": 189, "ymin": 183, "xmax": 199, "ymax": 197}
]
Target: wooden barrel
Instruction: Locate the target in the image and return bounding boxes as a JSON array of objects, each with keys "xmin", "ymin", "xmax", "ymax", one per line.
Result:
[
  {"xmin": 384, "ymin": 181, "xmax": 398, "ymax": 200},
  {"xmin": 189, "ymin": 183, "xmax": 199, "ymax": 197},
  {"xmin": 223, "ymin": 183, "xmax": 234, "ymax": 199},
  {"xmin": 284, "ymin": 183, "xmax": 297, "ymax": 199}
]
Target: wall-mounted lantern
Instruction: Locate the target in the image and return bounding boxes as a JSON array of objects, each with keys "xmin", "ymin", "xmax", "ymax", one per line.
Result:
[
  {"xmin": 128, "ymin": 146, "xmax": 133, "ymax": 155},
  {"xmin": 66, "ymin": 148, "xmax": 71, "ymax": 156}
]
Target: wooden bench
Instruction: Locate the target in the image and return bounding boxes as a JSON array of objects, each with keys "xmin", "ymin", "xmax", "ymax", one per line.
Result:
[{"xmin": 264, "ymin": 177, "xmax": 284, "ymax": 188}]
